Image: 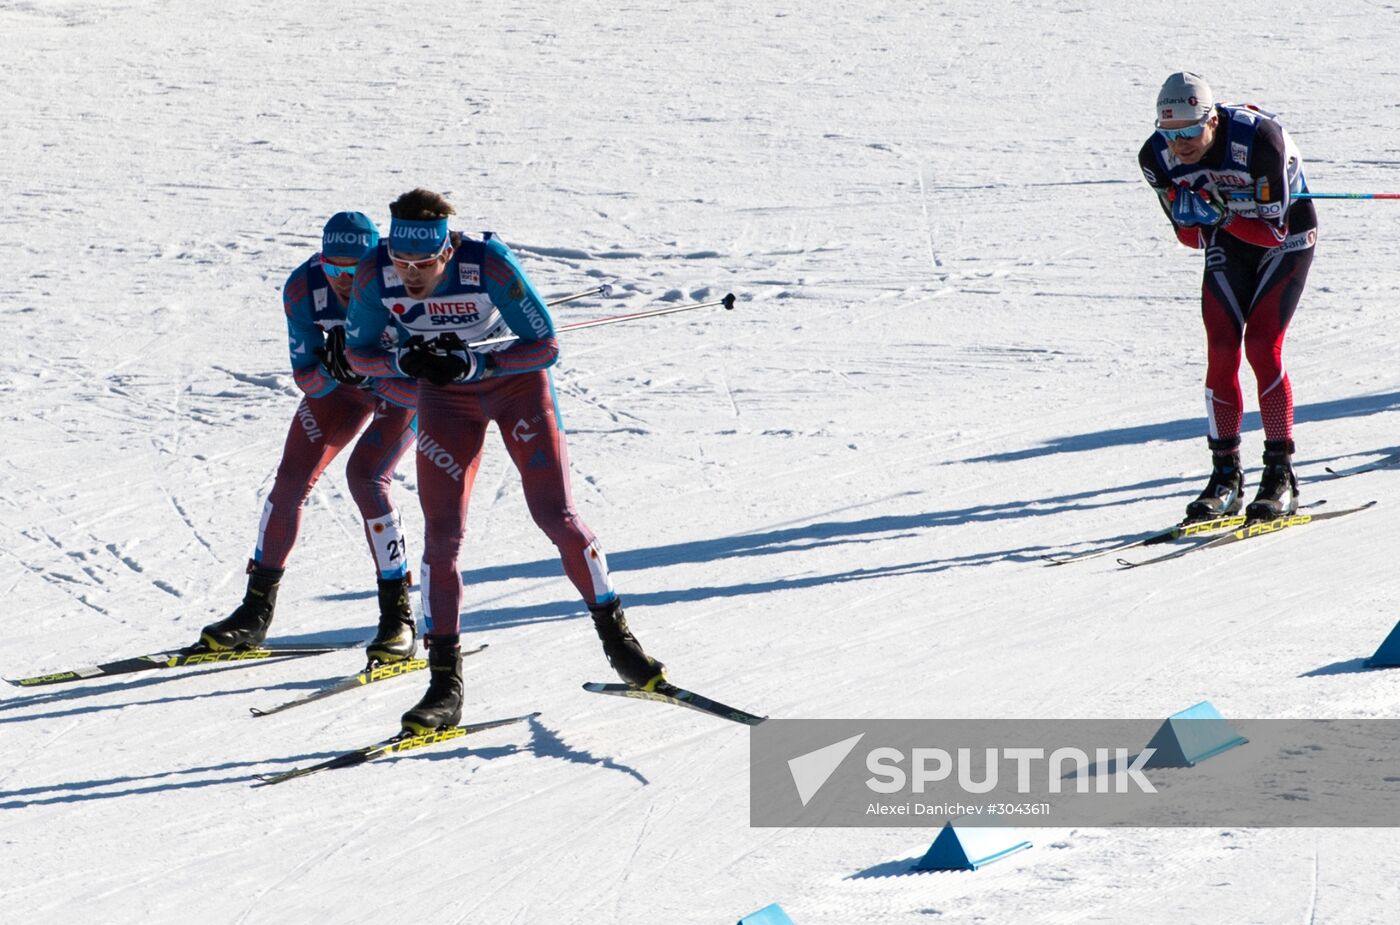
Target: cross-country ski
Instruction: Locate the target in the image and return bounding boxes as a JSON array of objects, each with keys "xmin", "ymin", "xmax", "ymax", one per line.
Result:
[
  {"xmin": 582, "ymin": 681, "xmax": 767, "ymax": 726},
  {"xmin": 253, "ymin": 712, "xmax": 539, "ymax": 786},
  {"xmin": 5, "ymin": 643, "xmax": 351, "ymax": 688},
  {"xmin": 1116, "ymin": 501, "xmax": 1377, "ymax": 569},
  {"xmin": 247, "ymin": 644, "xmax": 489, "ymax": 717}
]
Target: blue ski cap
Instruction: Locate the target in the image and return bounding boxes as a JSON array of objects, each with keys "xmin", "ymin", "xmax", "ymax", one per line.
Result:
[
  {"xmin": 388, "ymin": 217, "xmax": 450, "ymax": 255},
  {"xmin": 1156, "ymin": 71, "xmax": 1214, "ymax": 127},
  {"xmin": 321, "ymin": 211, "xmax": 380, "ymax": 260}
]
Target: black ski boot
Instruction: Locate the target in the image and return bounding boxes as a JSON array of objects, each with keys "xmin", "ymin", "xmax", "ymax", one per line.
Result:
[
  {"xmin": 1245, "ymin": 439, "xmax": 1299, "ymax": 521},
  {"xmin": 590, "ymin": 598, "xmax": 666, "ymax": 691},
  {"xmin": 366, "ymin": 573, "xmax": 417, "ymax": 664},
  {"xmin": 400, "ymin": 637, "xmax": 463, "ymax": 734},
  {"xmin": 1184, "ymin": 437, "xmax": 1245, "ymax": 522},
  {"xmin": 200, "ymin": 562, "xmax": 283, "ymax": 651}
]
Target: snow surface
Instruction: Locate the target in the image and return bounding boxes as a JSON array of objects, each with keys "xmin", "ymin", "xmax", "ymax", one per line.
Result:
[{"xmin": 4, "ymin": 1, "xmax": 1400, "ymax": 922}]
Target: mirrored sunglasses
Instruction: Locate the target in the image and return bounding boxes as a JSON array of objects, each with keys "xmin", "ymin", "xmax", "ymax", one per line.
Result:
[
  {"xmin": 1157, "ymin": 116, "xmax": 1210, "ymax": 142},
  {"xmin": 322, "ymin": 261, "xmax": 358, "ymax": 278}
]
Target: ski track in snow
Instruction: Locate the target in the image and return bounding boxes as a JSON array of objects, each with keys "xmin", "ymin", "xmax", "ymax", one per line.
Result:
[{"xmin": 5, "ymin": 0, "xmax": 1400, "ymax": 923}]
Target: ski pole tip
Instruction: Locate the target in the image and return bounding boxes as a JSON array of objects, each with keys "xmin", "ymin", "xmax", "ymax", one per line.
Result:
[
  {"xmin": 722, "ymin": 293, "xmax": 736, "ymax": 310},
  {"xmin": 598, "ymin": 283, "xmax": 614, "ymax": 297}
]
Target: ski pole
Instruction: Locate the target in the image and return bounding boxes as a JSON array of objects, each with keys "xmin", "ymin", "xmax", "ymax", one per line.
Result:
[
  {"xmin": 1294, "ymin": 192, "xmax": 1400, "ymax": 200},
  {"xmin": 469, "ymin": 293, "xmax": 736, "ymax": 349},
  {"xmin": 546, "ymin": 283, "xmax": 613, "ymax": 307},
  {"xmin": 1226, "ymin": 191, "xmax": 1400, "ymax": 201}
]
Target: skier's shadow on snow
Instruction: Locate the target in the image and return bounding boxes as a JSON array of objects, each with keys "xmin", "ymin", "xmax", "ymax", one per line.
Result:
[
  {"xmin": 0, "ymin": 668, "xmax": 337, "ymax": 723},
  {"xmin": 308, "ymin": 401, "xmax": 1400, "ymax": 629},
  {"xmin": 524, "ymin": 715, "xmax": 648, "ymax": 785},
  {"xmin": 0, "ymin": 756, "xmax": 330, "ymax": 808},
  {"xmin": 411, "ymin": 476, "xmax": 1196, "ymax": 632},
  {"xmin": 951, "ymin": 390, "xmax": 1400, "ymax": 464},
  {"xmin": 0, "ymin": 745, "xmax": 521, "ymax": 809},
  {"xmin": 438, "ymin": 449, "xmax": 1392, "ymax": 617},
  {"xmin": 279, "ymin": 474, "xmax": 1163, "ymax": 632}
]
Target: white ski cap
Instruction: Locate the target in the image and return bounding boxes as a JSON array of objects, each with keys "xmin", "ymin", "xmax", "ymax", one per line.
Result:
[{"xmin": 1155, "ymin": 71, "xmax": 1214, "ymax": 126}]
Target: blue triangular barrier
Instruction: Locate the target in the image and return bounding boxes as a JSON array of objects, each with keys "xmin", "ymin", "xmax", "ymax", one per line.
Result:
[
  {"xmin": 1365, "ymin": 620, "xmax": 1400, "ymax": 668},
  {"xmin": 1142, "ymin": 700, "xmax": 1247, "ymax": 768},
  {"xmin": 738, "ymin": 902, "xmax": 795, "ymax": 925},
  {"xmin": 912, "ymin": 821, "xmax": 1032, "ymax": 871}
]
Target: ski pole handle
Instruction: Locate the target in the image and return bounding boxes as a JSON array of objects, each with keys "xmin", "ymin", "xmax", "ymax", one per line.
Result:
[
  {"xmin": 470, "ymin": 292, "xmax": 736, "ymax": 350},
  {"xmin": 546, "ymin": 283, "xmax": 613, "ymax": 307}
]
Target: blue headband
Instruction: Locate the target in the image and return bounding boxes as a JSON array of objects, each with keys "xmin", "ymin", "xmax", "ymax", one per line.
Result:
[
  {"xmin": 388, "ymin": 217, "xmax": 449, "ymax": 254},
  {"xmin": 321, "ymin": 211, "xmax": 380, "ymax": 260}
]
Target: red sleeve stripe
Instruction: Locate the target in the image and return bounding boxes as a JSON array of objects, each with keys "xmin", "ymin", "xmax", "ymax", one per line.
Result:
[
  {"xmin": 347, "ymin": 346, "xmax": 400, "ymax": 378},
  {"xmin": 375, "ymin": 379, "xmax": 417, "ymax": 408},
  {"xmin": 294, "ymin": 365, "xmax": 335, "ymax": 398},
  {"xmin": 483, "ymin": 256, "xmax": 515, "ymax": 287}
]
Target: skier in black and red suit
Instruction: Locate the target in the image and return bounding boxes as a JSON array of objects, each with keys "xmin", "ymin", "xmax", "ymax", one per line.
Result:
[{"xmin": 1139, "ymin": 71, "xmax": 1318, "ymax": 522}]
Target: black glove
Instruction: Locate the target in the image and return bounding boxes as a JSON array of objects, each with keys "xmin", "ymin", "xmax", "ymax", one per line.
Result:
[
  {"xmin": 317, "ymin": 326, "xmax": 367, "ymax": 386},
  {"xmin": 398, "ymin": 350, "xmax": 468, "ymax": 386},
  {"xmin": 397, "ymin": 334, "xmax": 480, "ymax": 386},
  {"xmin": 396, "ymin": 343, "xmax": 433, "ymax": 380}
]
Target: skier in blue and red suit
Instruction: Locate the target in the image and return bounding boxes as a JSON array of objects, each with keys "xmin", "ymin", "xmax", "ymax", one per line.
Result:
[
  {"xmin": 1139, "ymin": 71, "xmax": 1318, "ymax": 523},
  {"xmin": 199, "ymin": 212, "xmax": 420, "ymax": 665},
  {"xmin": 345, "ymin": 187, "xmax": 666, "ymax": 733}
]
